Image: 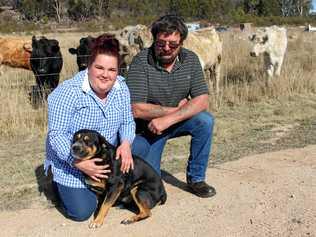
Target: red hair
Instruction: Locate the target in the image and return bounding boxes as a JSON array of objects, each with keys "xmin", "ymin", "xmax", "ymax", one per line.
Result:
[{"xmin": 88, "ymin": 34, "xmax": 120, "ymax": 67}]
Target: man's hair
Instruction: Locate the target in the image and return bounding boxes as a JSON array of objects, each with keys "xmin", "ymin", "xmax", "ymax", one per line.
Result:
[
  {"xmin": 151, "ymin": 14, "xmax": 188, "ymax": 42},
  {"xmin": 88, "ymin": 34, "xmax": 120, "ymax": 67}
]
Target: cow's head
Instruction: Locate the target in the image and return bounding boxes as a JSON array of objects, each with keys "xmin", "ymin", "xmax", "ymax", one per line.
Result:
[
  {"xmin": 119, "ymin": 44, "xmax": 139, "ymax": 75},
  {"xmin": 69, "ymin": 36, "xmax": 95, "ymax": 71},
  {"xmin": 31, "ymin": 36, "xmax": 61, "ymax": 74},
  {"xmin": 249, "ymin": 29, "xmax": 269, "ymax": 57},
  {"xmin": 128, "ymin": 25, "xmax": 153, "ymax": 50},
  {"xmin": 30, "ymin": 36, "xmax": 63, "ymax": 97}
]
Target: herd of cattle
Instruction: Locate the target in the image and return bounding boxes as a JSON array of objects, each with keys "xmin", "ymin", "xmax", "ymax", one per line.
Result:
[{"xmin": 0, "ymin": 24, "xmax": 288, "ymax": 100}]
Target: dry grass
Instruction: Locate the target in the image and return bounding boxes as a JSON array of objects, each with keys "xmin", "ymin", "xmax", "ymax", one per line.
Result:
[{"xmin": 0, "ymin": 27, "xmax": 315, "ymax": 210}]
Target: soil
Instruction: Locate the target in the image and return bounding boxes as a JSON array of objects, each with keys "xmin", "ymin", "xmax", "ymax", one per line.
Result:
[{"xmin": 1, "ymin": 145, "xmax": 315, "ymax": 237}]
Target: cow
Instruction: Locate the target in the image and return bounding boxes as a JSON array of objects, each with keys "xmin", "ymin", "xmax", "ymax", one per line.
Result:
[
  {"xmin": 30, "ymin": 36, "xmax": 63, "ymax": 98},
  {"xmin": 68, "ymin": 36, "xmax": 95, "ymax": 71},
  {"xmin": 114, "ymin": 25, "xmax": 153, "ymax": 72},
  {"xmin": 0, "ymin": 37, "xmax": 32, "ymax": 74},
  {"xmin": 249, "ymin": 25, "xmax": 287, "ymax": 78},
  {"xmin": 119, "ymin": 25, "xmax": 223, "ymax": 97},
  {"xmin": 121, "ymin": 24, "xmax": 152, "ymax": 50},
  {"xmin": 184, "ymin": 27, "xmax": 222, "ymax": 96},
  {"xmin": 68, "ymin": 34, "xmax": 132, "ymax": 75}
]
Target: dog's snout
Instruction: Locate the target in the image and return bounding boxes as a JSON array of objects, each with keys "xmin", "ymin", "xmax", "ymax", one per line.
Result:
[
  {"xmin": 71, "ymin": 144, "xmax": 82, "ymax": 153},
  {"xmin": 250, "ymin": 52, "xmax": 256, "ymax": 57}
]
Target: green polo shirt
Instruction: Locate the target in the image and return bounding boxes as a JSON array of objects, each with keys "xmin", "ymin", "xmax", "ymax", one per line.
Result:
[{"xmin": 126, "ymin": 46, "xmax": 209, "ymax": 133}]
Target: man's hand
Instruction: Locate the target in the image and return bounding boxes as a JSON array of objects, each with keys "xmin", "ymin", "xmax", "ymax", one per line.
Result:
[
  {"xmin": 178, "ymin": 98, "xmax": 189, "ymax": 108},
  {"xmin": 116, "ymin": 140, "xmax": 134, "ymax": 173},
  {"xmin": 148, "ymin": 116, "xmax": 174, "ymax": 135},
  {"xmin": 73, "ymin": 158, "xmax": 111, "ymax": 182},
  {"xmin": 147, "ymin": 98, "xmax": 189, "ymax": 135}
]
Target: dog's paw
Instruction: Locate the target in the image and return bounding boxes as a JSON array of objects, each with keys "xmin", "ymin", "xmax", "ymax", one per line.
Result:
[
  {"xmin": 121, "ymin": 218, "xmax": 134, "ymax": 225},
  {"xmin": 89, "ymin": 220, "xmax": 103, "ymax": 229}
]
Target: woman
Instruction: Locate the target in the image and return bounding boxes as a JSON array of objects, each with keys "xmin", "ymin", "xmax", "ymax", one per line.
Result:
[{"xmin": 45, "ymin": 34, "xmax": 135, "ymax": 221}]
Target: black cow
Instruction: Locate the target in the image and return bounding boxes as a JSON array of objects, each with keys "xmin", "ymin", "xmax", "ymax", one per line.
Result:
[
  {"xmin": 30, "ymin": 36, "xmax": 63, "ymax": 98},
  {"xmin": 68, "ymin": 35, "xmax": 130, "ymax": 75},
  {"xmin": 69, "ymin": 36, "xmax": 95, "ymax": 71}
]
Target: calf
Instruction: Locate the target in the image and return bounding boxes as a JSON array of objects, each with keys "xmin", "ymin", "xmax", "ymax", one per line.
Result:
[
  {"xmin": 30, "ymin": 36, "xmax": 63, "ymax": 97},
  {"xmin": 249, "ymin": 25, "xmax": 287, "ymax": 77},
  {"xmin": 69, "ymin": 36, "xmax": 95, "ymax": 71},
  {"xmin": 0, "ymin": 37, "xmax": 32, "ymax": 74}
]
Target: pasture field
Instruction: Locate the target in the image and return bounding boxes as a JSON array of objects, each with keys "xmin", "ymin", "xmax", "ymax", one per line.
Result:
[{"xmin": 0, "ymin": 27, "xmax": 315, "ymax": 210}]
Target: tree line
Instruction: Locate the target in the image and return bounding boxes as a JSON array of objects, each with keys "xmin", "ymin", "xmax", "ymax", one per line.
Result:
[{"xmin": 0, "ymin": 0, "xmax": 314, "ymax": 23}]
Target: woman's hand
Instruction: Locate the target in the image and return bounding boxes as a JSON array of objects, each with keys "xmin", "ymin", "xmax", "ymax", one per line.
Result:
[
  {"xmin": 73, "ymin": 158, "xmax": 111, "ymax": 182},
  {"xmin": 116, "ymin": 140, "xmax": 134, "ymax": 173}
]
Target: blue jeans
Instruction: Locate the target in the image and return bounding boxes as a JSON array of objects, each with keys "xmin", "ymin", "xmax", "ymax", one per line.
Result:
[
  {"xmin": 54, "ymin": 182, "xmax": 97, "ymax": 222},
  {"xmin": 132, "ymin": 111, "xmax": 214, "ymax": 183}
]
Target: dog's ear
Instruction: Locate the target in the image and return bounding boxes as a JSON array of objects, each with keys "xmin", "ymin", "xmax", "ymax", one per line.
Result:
[{"xmin": 98, "ymin": 134, "xmax": 116, "ymax": 160}]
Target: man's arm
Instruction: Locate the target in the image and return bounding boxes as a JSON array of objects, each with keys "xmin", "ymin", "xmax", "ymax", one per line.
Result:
[
  {"xmin": 148, "ymin": 94, "xmax": 208, "ymax": 134},
  {"xmin": 132, "ymin": 102, "xmax": 180, "ymax": 121}
]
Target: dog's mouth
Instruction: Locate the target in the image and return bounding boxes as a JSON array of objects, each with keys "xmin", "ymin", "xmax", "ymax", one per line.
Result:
[{"xmin": 71, "ymin": 142, "xmax": 97, "ymax": 161}]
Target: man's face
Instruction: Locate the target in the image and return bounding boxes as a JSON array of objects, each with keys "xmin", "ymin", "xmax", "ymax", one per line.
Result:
[{"xmin": 154, "ymin": 31, "xmax": 182, "ymax": 65}]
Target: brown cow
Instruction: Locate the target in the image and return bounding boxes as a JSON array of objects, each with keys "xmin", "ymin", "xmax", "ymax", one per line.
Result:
[{"xmin": 0, "ymin": 37, "xmax": 32, "ymax": 74}]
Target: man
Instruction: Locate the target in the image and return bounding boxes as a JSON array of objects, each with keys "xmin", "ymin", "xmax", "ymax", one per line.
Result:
[{"xmin": 126, "ymin": 15, "xmax": 216, "ymax": 198}]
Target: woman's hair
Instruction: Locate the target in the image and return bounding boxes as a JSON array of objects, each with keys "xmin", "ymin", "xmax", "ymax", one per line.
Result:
[
  {"xmin": 151, "ymin": 14, "xmax": 188, "ymax": 42},
  {"xmin": 88, "ymin": 34, "xmax": 120, "ymax": 67}
]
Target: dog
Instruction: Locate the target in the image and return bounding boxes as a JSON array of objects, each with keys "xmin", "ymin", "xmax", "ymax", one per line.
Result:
[{"xmin": 71, "ymin": 129, "xmax": 167, "ymax": 228}]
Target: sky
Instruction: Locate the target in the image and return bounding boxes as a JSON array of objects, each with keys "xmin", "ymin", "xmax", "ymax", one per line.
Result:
[{"xmin": 313, "ymin": 0, "xmax": 316, "ymax": 11}]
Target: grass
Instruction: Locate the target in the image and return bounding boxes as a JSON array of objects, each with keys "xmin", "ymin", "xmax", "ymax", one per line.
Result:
[{"xmin": 0, "ymin": 26, "xmax": 315, "ymax": 210}]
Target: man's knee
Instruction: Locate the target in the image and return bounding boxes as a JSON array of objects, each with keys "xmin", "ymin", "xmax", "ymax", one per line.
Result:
[
  {"xmin": 132, "ymin": 135, "xmax": 151, "ymax": 159},
  {"xmin": 193, "ymin": 112, "xmax": 214, "ymax": 132}
]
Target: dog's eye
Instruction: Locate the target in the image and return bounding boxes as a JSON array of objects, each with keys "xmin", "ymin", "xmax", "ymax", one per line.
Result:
[
  {"xmin": 76, "ymin": 134, "xmax": 81, "ymax": 139},
  {"xmin": 83, "ymin": 136, "xmax": 89, "ymax": 141}
]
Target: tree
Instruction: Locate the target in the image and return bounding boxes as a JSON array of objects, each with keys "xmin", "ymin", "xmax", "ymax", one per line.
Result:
[
  {"xmin": 53, "ymin": 0, "xmax": 61, "ymax": 22},
  {"xmin": 278, "ymin": 0, "xmax": 312, "ymax": 16}
]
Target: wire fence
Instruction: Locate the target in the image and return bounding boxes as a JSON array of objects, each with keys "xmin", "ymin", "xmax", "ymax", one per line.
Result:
[{"xmin": 3, "ymin": 53, "xmax": 129, "ymax": 76}]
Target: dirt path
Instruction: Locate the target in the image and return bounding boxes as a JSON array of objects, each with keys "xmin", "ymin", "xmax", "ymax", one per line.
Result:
[{"xmin": 1, "ymin": 145, "xmax": 315, "ymax": 237}]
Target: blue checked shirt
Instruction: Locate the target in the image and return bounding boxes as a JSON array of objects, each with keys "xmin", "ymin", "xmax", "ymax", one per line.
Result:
[{"xmin": 45, "ymin": 69, "xmax": 135, "ymax": 188}]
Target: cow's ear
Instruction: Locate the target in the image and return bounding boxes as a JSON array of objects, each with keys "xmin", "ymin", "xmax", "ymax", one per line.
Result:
[
  {"xmin": 23, "ymin": 43, "xmax": 32, "ymax": 52},
  {"xmin": 32, "ymin": 36, "xmax": 37, "ymax": 46},
  {"xmin": 68, "ymin": 48, "xmax": 77, "ymax": 54},
  {"xmin": 262, "ymin": 35, "xmax": 269, "ymax": 43}
]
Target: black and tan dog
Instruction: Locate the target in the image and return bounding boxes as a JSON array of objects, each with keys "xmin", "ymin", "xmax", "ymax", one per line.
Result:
[{"xmin": 71, "ymin": 129, "xmax": 167, "ymax": 228}]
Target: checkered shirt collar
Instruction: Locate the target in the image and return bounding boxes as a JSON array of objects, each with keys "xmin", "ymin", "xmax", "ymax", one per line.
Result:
[{"xmin": 81, "ymin": 69, "xmax": 121, "ymax": 93}]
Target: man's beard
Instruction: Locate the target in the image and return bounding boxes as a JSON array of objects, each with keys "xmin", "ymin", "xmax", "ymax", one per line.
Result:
[{"xmin": 156, "ymin": 51, "xmax": 178, "ymax": 65}]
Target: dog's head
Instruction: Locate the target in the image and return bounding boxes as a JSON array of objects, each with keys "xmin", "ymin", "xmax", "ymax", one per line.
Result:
[{"xmin": 71, "ymin": 129, "xmax": 115, "ymax": 161}]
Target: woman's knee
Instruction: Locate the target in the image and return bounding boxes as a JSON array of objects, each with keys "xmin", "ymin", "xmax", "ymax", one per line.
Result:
[
  {"xmin": 54, "ymin": 182, "xmax": 97, "ymax": 222},
  {"xmin": 66, "ymin": 205, "xmax": 95, "ymax": 222}
]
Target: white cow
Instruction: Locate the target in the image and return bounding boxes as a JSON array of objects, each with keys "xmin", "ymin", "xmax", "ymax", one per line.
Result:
[
  {"xmin": 249, "ymin": 25, "xmax": 287, "ymax": 77},
  {"xmin": 184, "ymin": 27, "xmax": 222, "ymax": 96}
]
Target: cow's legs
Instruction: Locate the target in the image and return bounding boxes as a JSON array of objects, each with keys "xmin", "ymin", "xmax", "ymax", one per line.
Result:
[{"xmin": 275, "ymin": 58, "xmax": 283, "ymax": 76}]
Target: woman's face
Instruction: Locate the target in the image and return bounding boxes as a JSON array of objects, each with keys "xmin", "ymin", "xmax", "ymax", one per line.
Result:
[{"xmin": 88, "ymin": 54, "xmax": 118, "ymax": 99}]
